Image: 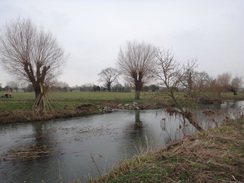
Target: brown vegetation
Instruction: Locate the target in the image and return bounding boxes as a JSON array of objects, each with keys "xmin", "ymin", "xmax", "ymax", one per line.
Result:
[
  {"xmin": 0, "ymin": 105, "xmax": 99, "ymax": 123},
  {"xmin": 3, "ymin": 144, "xmax": 50, "ymax": 162},
  {"xmin": 91, "ymin": 118, "xmax": 244, "ymax": 183}
]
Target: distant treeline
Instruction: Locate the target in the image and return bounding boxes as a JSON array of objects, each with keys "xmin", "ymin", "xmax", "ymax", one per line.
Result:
[{"xmin": 0, "ymin": 83, "xmax": 161, "ymax": 93}]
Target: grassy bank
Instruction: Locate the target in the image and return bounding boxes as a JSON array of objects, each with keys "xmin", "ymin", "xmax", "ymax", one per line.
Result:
[
  {"xmin": 0, "ymin": 91, "xmax": 171, "ymax": 123},
  {"xmin": 1, "ymin": 91, "xmax": 244, "ymax": 123},
  {"xmin": 90, "ymin": 117, "xmax": 244, "ymax": 183}
]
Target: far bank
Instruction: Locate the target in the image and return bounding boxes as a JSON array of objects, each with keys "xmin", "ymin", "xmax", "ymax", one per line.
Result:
[{"xmin": 1, "ymin": 91, "xmax": 244, "ymax": 123}]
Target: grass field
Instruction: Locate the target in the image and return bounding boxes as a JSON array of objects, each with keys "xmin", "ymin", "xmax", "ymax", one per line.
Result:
[
  {"xmin": 0, "ymin": 91, "xmax": 146, "ymax": 110},
  {"xmin": 1, "ymin": 91, "xmax": 244, "ymax": 111}
]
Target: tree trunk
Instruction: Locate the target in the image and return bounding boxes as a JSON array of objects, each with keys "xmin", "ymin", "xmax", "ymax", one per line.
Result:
[
  {"xmin": 135, "ymin": 90, "xmax": 140, "ymax": 100},
  {"xmin": 33, "ymin": 83, "xmax": 45, "ymax": 112},
  {"xmin": 135, "ymin": 79, "xmax": 143, "ymax": 100},
  {"xmin": 107, "ymin": 82, "xmax": 111, "ymax": 92},
  {"xmin": 228, "ymin": 86, "xmax": 238, "ymax": 95},
  {"xmin": 183, "ymin": 110, "xmax": 203, "ymax": 132},
  {"xmin": 34, "ymin": 86, "xmax": 41, "ymax": 99}
]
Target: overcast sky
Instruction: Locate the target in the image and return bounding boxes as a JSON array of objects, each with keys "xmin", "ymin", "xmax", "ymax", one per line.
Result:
[{"xmin": 0, "ymin": 0, "xmax": 243, "ymax": 87}]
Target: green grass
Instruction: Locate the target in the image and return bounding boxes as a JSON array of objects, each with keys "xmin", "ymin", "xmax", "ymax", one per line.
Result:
[
  {"xmin": 222, "ymin": 92, "xmax": 244, "ymax": 100},
  {"xmin": 50, "ymin": 91, "xmax": 136, "ymax": 100},
  {"xmin": 0, "ymin": 91, "xmax": 170, "ymax": 111},
  {"xmin": 0, "ymin": 92, "xmax": 34, "ymax": 112},
  {"xmin": 0, "ymin": 91, "xmax": 170, "ymax": 123}
]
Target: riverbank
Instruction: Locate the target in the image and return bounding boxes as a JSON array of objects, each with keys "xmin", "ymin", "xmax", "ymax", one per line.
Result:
[
  {"xmin": 0, "ymin": 91, "xmax": 171, "ymax": 123},
  {"xmin": 1, "ymin": 91, "xmax": 244, "ymax": 123},
  {"xmin": 90, "ymin": 117, "xmax": 244, "ymax": 183}
]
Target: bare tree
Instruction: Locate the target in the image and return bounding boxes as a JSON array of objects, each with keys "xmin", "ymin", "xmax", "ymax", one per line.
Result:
[
  {"xmin": 155, "ymin": 47, "xmax": 203, "ymax": 131},
  {"xmin": 215, "ymin": 73, "xmax": 242, "ymax": 95},
  {"xmin": 181, "ymin": 71, "xmax": 211, "ymax": 102},
  {"xmin": 154, "ymin": 48, "xmax": 181, "ymax": 98},
  {"xmin": 98, "ymin": 67, "xmax": 120, "ymax": 92},
  {"xmin": 192, "ymin": 71, "xmax": 210, "ymax": 91},
  {"xmin": 217, "ymin": 73, "xmax": 231, "ymax": 91},
  {"xmin": 230, "ymin": 76, "xmax": 242, "ymax": 95},
  {"xmin": 117, "ymin": 41, "xmax": 155, "ymax": 99},
  {"xmin": 0, "ymin": 18, "xmax": 67, "ymax": 111}
]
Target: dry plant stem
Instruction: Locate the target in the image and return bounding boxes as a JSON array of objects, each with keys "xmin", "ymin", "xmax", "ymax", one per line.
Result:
[
  {"xmin": 32, "ymin": 83, "xmax": 54, "ymax": 118},
  {"xmin": 58, "ymin": 159, "xmax": 63, "ymax": 183},
  {"xmin": 91, "ymin": 153, "xmax": 102, "ymax": 177}
]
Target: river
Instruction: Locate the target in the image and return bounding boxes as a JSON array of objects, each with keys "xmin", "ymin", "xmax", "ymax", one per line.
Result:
[{"xmin": 0, "ymin": 101, "xmax": 243, "ymax": 183}]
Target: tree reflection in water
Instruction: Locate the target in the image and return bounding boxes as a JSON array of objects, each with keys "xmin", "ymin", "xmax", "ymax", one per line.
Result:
[{"xmin": 134, "ymin": 110, "xmax": 143, "ymax": 128}]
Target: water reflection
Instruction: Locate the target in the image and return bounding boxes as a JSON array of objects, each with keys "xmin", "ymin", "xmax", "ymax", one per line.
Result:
[
  {"xmin": 134, "ymin": 110, "xmax": 142, "ymax": 128},
  {"xmin": 0, "ymin": 101, "xmax": 243, "ymax": 182}
]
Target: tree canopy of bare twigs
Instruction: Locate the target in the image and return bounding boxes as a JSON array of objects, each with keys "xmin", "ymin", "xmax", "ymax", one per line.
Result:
[
  {"xmin": 182, "ymin": 71, "xmax": 212, "ymax": 102},
  {"xmin": 209, "ymin": 73, "xmax": 242, "ymax": 96},
  {"xmin": 117, "ymin": 41, "xmax": 156, "ymax": 99},
  {"xmin": 155, "ymin": 47, "xmax": 203, "ymax": 131},
  {"xmin": 98, "ymin": 67, "xmax": 120, "ymax": 92},
  {"xmin": 154, "ymin": 48, "xmax": 197, "ymax": 102},
  {"xmin": 216, "ymin": 73, "xmax": 242, "ymax": 95},
  {"xmin": 0, "ymin": 18, "xmax": 67, "ymax": 112},
  {"xmin": 231, "ymin": 76, "xmax": 242, "ymax": 94},
  {"xmin": 191, "ymin": 71, "xmax": 210, "ymax": 92}
]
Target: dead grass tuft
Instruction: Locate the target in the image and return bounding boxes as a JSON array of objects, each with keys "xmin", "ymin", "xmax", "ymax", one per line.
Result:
[{"xmin": 2, "ymin": 144, "xmax": 51, "ymax": 162}]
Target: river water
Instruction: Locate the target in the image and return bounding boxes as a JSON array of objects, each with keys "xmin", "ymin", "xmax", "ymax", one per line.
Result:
[{"xmin": 0, "ymin": 101, "xmax": 243, "ymax": 183}]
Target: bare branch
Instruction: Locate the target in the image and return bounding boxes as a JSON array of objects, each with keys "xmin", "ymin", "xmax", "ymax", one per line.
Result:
[{"xmin": 155, "ymin": 47, "xmax": 203, "ymax": 131}]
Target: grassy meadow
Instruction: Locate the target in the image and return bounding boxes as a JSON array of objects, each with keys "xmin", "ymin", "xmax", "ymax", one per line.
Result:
[{"xmin": 0, "ymin": 91, "xmax": 163, "ymax": 111}]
